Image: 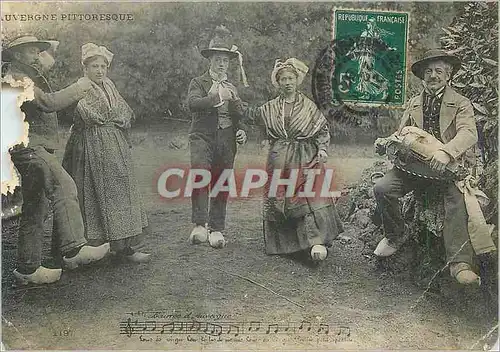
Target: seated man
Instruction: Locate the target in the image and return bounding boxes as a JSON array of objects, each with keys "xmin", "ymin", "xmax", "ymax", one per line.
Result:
[
  {"xmin": 373, "ymin": 49, "xmax": 480, "ymax": 285},
  {"xmin": 3, "ymin": 36, "xmax": 110, "ymax": 285}
]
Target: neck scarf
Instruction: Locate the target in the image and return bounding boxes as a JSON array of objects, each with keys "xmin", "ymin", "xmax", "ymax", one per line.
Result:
[
  {"xmin": 209, "ymin": 69, "xmax": 228, "ymax": 83},
  {"xmin": 423, "ymin": 84, "xmax": 445, "ymax": 97}
]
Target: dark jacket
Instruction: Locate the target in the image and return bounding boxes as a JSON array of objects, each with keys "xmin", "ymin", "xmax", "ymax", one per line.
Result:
[
  {"xmin": 187, "ymin": 71, "xmax": 245, "ymax": 135},
  {"xmin": 5, "ymin": 62, "xmax": 88, "ymax": 150}
]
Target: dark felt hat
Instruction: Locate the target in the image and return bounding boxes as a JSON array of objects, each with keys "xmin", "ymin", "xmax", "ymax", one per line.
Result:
[
  {"xmin": 411, "ymin": 49, "xmax": 461, "ymax": 79},
  {"xmin": 200, "ymin": 25, "xmax": 239, "ymax": 60}
]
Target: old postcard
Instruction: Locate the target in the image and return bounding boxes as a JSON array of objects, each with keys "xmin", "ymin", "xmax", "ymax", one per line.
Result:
[{"xmin": 1, "ymin": 1, "xmax": 498, "ymax": 351}]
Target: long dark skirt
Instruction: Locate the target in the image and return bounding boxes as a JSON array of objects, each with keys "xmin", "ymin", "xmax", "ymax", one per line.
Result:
[
  {"xmin": 62, "ymin": 125, "xmax": 148, "ymax": 245},
  {"xmin": 264, "ymin": 199, "xmax": 343, "ymax": 255},
  {"xmin": 263, "ymin": 138, "xmax": 344, "ymax": 255}
]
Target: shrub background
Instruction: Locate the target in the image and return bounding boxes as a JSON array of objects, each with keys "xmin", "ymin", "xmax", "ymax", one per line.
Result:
[{"xmin": 2, "ymin": 2, "xmax": 461, "ymax": 142}]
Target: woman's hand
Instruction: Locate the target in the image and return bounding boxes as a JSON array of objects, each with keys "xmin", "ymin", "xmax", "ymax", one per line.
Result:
[{"xmin": 317, "ymin": 149, "xmax": 328, "ymax": 164}]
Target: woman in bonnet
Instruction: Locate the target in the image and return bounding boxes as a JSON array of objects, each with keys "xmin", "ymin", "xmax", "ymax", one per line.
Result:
[
  {"xmin": 63, "ymin": 43, "xmax": 150, "ymax": 263},
  {"xmin": 257, "ymin": 58, "xmax": 343, "ymax": 262}
]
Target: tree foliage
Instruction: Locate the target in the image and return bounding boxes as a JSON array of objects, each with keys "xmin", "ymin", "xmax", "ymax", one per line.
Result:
[
  {"xmin": 3, "ymin": 2, "xmax": 455, "ymax": 134},
  {"xmin": 440, "ymin": 2, "xmax": 498, "ymax": 222}
]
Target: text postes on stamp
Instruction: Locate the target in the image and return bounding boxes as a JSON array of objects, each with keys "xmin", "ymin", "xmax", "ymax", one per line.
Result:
[{"xmin": 332, "ymin": 9, "xmax": 409, "ymax": 107}]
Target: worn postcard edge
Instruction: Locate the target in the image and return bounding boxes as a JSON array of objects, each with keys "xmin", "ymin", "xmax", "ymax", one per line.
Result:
[{"xmin": 1, "ymin": 75, "xmax": 33, "ymax": 195}]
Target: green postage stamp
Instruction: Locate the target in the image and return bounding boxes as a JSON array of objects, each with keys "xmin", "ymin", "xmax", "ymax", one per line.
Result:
[{"xmin": 332, "ymin": 9, "xmax": 409, "ymax": 106}]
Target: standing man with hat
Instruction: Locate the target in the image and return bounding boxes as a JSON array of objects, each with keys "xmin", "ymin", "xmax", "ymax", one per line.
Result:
[
  {"xmin": 372, "ymin": 49, "xmax": 480, "ymax": 284},
  {"xmin": 3, "ymin": 35, "xmax": 110, "ymax": 285},
  {"xmin": 187, "ymin": 26, "xmax": 248, "ymax": 248}
]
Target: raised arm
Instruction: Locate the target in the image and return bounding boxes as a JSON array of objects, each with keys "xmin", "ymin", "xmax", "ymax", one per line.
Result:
[
  {"xmin": 33, "ymin": 78, "xmax": 91, "ymax": 113},
  {"xmin": 187, "ymin": 78, "xmax": 221, "ymax": 112}
]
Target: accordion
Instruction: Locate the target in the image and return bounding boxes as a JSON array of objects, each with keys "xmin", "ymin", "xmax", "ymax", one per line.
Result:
[{"xmin": 376, "ymin": 126, "xmax": 468, "ymax": 181}]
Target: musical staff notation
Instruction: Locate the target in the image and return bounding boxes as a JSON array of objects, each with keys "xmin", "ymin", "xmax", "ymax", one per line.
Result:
[{"xmin": 120, "ymin": 318, "xmax": 351, "ymax": 338}]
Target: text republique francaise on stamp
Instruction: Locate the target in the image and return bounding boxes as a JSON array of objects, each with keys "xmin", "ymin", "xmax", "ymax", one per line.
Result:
[{"xmin": 331, "ymin": 9, "xmax": 409, "ymax": 107}]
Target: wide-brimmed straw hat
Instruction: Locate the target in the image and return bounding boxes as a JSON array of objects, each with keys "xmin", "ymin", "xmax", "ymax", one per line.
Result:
[
  {"xmin": 3, "ymin": 36, "xmax": 51, "ymax": 61},
  {"xmin": 411, "ymin": 49, "xmax": 461, "ymax": 80},
  {"xmin": 200, "ymin": 25, "xmax": 239, "ymax": 60}
]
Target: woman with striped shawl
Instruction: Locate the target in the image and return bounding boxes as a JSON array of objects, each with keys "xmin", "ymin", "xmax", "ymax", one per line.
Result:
[{"xmin": 258, "ymin": 58, "xmax": 343, "ymax": 262}]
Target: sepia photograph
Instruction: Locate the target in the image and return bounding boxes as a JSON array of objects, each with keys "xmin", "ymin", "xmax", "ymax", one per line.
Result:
[{"xmin": 1, "ymin": 1, "xmax": 498, "ymax": 350}]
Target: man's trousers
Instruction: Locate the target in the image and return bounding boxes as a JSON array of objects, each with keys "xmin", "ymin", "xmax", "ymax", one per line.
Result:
[
  {"xmin": 373, "ymin": 168, "xmax": 473, "ymax": 264},
  {"xmin": 10, "ymin": 146, "xmax": 87, "ymax": 272},
  {"xmin": 189, "ymin": 128, "xmax": 237, "ymax": 231}
]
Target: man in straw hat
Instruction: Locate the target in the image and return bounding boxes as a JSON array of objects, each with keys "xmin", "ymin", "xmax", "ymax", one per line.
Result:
[
  {"xmin": 372, "ymin": 49, "xmax": 482, "ymax": 285},
  {"xmin": 3, "ymin": 35, "xmax": 110, "ymax": 285},
  {"xmin": 187, "ymin": 26, "xmax": 248, "ymax": 249}
]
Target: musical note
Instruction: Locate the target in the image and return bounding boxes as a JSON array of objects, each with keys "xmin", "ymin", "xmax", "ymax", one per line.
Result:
[
  {"xmin": 204, "ymin": 323, "xmax": 222, "ymax": 336},
  {"xmin": 298, "ymin": 321, "xmax": 311, "ymax": 332},
  {"xmin": 174, "ymin": 322, "xmax": 185, "ymax": 333},
  {"xmin": 124, "ymin": 318, "xmax": 133, "ymax": 337},
  {"xmin": 160, "ymin": 322, "xmax": 174, "ymax": 334},
  {"xmin": 337, "ymin": 326, "xmax": 350, "ymax": 337},
  {"xmin": 227, "ymin": 324, "xmax": 240, "ymax": 336},
  {"xmin": 119, "ymin": 319, "xmax": 347, "ymax": 337},
  {"xmin": 248, "ymin": 321, "xmax": 261, "ymax": 332},
  {"xmin": 318, "ymin": 323, "xmax": 329, "ymax": 335},
  {"xmin": 145, "ymin": 320, "xmax": 157, "ymax": 332},
  {"xmin": 187, "ymin": 321, "xmax": 201, "ymax": 333},
  {"xmin": 266, "ymin": 324, "xmax": 279, "ymax": 334}
]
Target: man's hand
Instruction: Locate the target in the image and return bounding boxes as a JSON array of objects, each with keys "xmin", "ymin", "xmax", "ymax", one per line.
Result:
[
  {"xmin": 219, "ymin": 87, "xmax": 235, "ymax": 101},
  {"xmin": 77, "ymin": 76, "xmax": 92, "ymax": 91},
  {"xmin": 208, "ymin": 81, "xmax": 219, "ymax": 97},
  {"xmin": 236, "ymin": 129, "xmax": 247, "ymax": 145},
  {"xmin": 430, "ymin": 150, "xmax": 451, "ymax": 173},
  {"xmin": 317, "ymin": 149, "xmax": 328, "ymax": 164},
  {"xmin": 222, "ymin": 82, "xmax": 238, "ymax": 97},
  {"xmin": 208, "ymin": 82, "xmax": 224, "ymax": 107},
  {"xmin": 374, "ymin": 137, "xmax": 388, "ymax": 156}
]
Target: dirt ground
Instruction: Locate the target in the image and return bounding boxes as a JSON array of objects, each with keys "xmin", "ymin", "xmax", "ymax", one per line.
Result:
[{"xmin": 1, "ymin": 122, "xmax": 497, "ymax": 350}]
